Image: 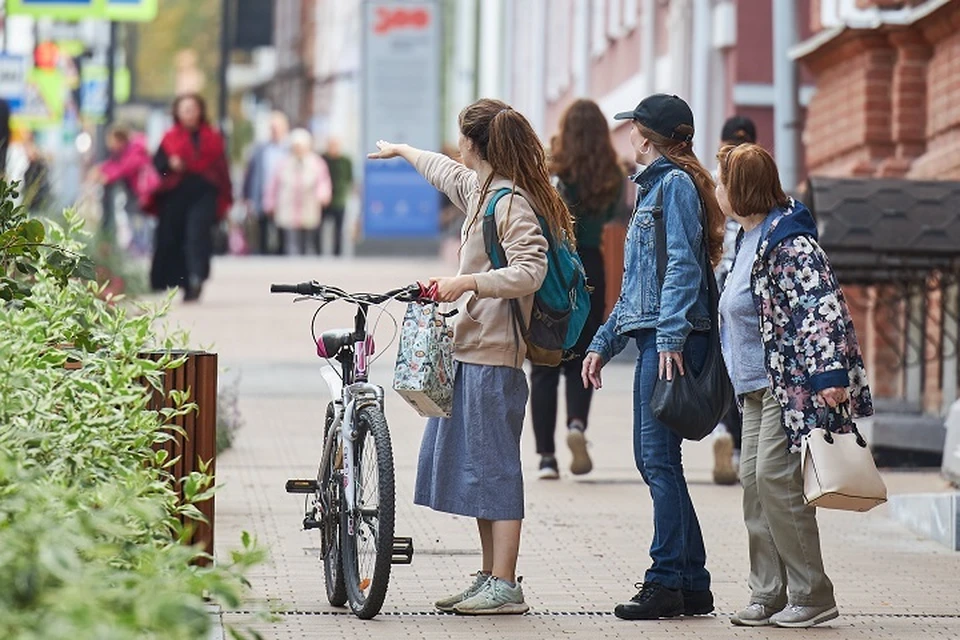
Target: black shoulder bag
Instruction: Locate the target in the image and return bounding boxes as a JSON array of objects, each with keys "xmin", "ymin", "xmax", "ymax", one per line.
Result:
[{"xmin": 649, "ymin": 187, "xmax": 734, "ymax": 441}]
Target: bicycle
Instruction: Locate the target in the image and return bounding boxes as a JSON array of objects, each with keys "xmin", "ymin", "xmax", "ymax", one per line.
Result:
[{"xmin": 271, "ymin": 280, "xmax": 430, "ymax": 619}]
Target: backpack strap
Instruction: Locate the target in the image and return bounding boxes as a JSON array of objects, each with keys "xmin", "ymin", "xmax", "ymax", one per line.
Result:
[{"xmin": 483, "ymin": 187, "xmax": 515, "ymax": 269}]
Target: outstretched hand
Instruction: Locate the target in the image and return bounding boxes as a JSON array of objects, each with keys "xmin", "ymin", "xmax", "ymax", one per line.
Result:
[{"xmin": 367, "ymin": 140, "xmax": 406, "ymax": 160}]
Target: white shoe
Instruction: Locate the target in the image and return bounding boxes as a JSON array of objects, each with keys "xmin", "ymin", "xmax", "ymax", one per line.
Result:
[
  {"xmin": 712, "ymin": 432, "xmax": 738, "ymax": 485},
  {"xmin": 566, "ymin": 427, "xmax": 593, "ymax": 475}
]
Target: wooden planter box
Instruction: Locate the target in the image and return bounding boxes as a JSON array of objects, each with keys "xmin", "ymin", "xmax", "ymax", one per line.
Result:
[{"xmin": 142, "ymin": 351, "xmax": 218, "ymax": 564}]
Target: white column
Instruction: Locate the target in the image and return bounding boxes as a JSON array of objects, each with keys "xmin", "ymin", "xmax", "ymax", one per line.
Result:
[
  {"xmin": 642, "ymin": 0, "xmax": 656, "ymax": 95},
  {"xmin": 943, "ymin": 283, "xmax": 959, "ymax": 415},
  {"xmin": 906, "ymin": 285, "xmax": 925, "ymax": 408},
  {"xmin": 530, "ymin": 0, "xmax": 548, "ymax": 136},
  {"xmin": 573, "ymin": 0, "xmax": 590, "ymax": 97},
  {"xmin": 478, "ymin": 0, "xmax": 504, "ymax": 99},
  {"xmin": 690, "ymin": 0, "xmax": 711, "ymax": 162},
  {"xmin": 666, "ymin": 0, "xmax": 692, "ymax": 96},
  {"xmin": 449, "ymin": 0, "xmax": 478, "ymax": 142},
  {"xmin": 773, "ymin": 0, "xmax": 800, "ymax": 189}
]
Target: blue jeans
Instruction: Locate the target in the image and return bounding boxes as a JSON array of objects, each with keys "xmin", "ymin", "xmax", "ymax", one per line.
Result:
[{"xmin": 632, "ymin": 329, "xmax": 711, "ymax": 592}]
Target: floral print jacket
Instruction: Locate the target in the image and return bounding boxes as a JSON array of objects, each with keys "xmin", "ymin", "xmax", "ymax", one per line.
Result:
[{"xmin": 745, "ymin": 199, "xmax": 874, "ymax": 452}]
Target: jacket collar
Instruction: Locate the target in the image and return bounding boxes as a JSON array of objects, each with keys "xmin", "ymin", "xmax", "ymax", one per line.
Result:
[{"xmin": 630, "ymin": 156, "xmax": 675, "ymax": 197}]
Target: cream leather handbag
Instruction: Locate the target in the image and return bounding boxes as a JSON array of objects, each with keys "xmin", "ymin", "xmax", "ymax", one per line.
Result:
[{"xmin": 801, "ymin": 428, "xmax": 887, "ymax": 512}]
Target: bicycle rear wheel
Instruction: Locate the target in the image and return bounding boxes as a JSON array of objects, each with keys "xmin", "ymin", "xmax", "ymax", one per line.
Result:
[
  {"xmin": 341, "ymin": 405, "xmax": 395, "ymax": 619},
  {"xmin": 320, "ymin": 403, "xmax": 347, "ymax": 606}
]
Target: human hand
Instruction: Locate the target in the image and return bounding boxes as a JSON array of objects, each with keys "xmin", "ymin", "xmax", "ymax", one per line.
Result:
[
  {"xmin": 367, "ymin": 140, "xmax": 406, "ymax": 160},
  {"xmin": 428, "ymin": 275, "xmax": 476, "ymax": 302},
  {"xmin": 169, "ymin": 155, "xmax": 184, "ymax": 172},
  {"xmin": 582, "ymin": 352, "xmax": 604, "ymax": 390},
  {"xmin": 818, "ymin": 387, "xmax": 849, "ymax": 408},
  {"xmin": 658, "ymin": 351, "xmax": 685, "ymax": 381}
]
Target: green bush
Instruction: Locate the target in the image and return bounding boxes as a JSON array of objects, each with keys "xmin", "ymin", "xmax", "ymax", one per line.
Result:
[{"xmin": 0, "ymin": 188, "xmax": 264, "ymax": 639}]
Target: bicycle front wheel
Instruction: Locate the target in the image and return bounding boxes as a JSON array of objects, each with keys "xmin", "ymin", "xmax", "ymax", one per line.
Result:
[{"xmin": 340, "ymin": 405, "xmax": 395, "ymax": 619}]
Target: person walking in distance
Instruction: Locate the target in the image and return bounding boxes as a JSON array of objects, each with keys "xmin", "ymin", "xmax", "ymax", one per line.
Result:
[
  {"xmin": 582, "ymin": 94, "xmax": 725, "ymax": 620},
  {"xmin": 368, "ymin": 98, "xmax": 564, "ymax": 615},
  {"xmin": 711, "ymin": 115, "xmax": 758, "ymax": 485},
  {"xmin": 531, "ymin": 99, "xmax": 624, "ymax": 479},
  {"xmin": 716, "ymin": 143, "xmax": 871, "ymax": 628},
  {"xmin": 265, "ymin": 129, "xmax": 332, "ymax": 256},
  {"xmin": 147, "ymin": 94, "xmax": 233, "ymax": 302},
  {"xmin": 242, "ymin": 111, "xmax": 289, "ymax": 254},
  {"xmin": 321, "ymin": 137, "xmax": 354, "ymax": 256}
]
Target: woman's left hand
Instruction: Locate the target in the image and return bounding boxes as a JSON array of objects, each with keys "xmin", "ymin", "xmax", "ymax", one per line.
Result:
[
  {"xmin": 428, "ymin": 275, "xmax": 476, "ymax": 302},
  {"xmin": 658, "ymin": 351, "xmax": 685, "ymax": 381},
  {"xmin": 818, "ymin": 387, "xmax": 849, "ymax": 408}
]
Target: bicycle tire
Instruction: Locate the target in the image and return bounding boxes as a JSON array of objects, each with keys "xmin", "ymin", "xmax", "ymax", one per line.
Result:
[
  {"xmin": 340, "ymin": 405, "xmax": 395, "ymax": 619},
  {"xmin": 320, "ymin": 402, "xmax": 347, "ymax": 607}
]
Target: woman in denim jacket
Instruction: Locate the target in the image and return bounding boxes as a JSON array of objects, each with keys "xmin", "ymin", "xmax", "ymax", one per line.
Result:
[
  {"xmin": 716, "ymin": 144, "xmax": 872, "ymax": 629},
  {"xmin": 582, "ymin": 94, "xmax": 726, "ymax": 620}
]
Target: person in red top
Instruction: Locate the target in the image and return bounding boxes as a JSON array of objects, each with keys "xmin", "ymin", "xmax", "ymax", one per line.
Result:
[{"xmin": 148, "ymin": 94, "xmax": 232, "ymax": 301}]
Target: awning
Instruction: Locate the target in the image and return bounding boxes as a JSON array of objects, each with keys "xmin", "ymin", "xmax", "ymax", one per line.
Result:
[{"xmin": 800, "ymin": 177, "xmax": 960, "ymax": 285}]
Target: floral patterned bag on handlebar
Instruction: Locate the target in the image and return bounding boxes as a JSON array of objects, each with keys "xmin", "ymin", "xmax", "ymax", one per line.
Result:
[{"xmin": 393, "ymin": 302, "xmax": 455, "ymax": 418}]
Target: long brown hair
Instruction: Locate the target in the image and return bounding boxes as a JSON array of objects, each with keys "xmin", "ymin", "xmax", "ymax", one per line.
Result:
[
  {"xmin": 550, "ymin": 99, "xmax": 623, "ymax": 213},
  {"xmin": 717, "ymin": 143, "xmax": 790, "ymax": 216},
  {"xmin": 459, "ymin": 99, "xmax": 574, "ymax": 244},
  {"xmin": 638, "ymin": 123, "xmax": 725, "ymax": 267},
  {"xmin": 171, "ymin": 93, "xmax": 209, "ymax": 127}
]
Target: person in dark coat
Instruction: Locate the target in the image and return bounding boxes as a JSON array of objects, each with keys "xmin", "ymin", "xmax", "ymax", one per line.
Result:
[{"xmin": 147, "ymin": 94, "xmax": 232, "ymax": 302}]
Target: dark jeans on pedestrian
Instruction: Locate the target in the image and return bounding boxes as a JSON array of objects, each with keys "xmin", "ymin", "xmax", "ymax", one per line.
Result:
[
  {"xmin": 150, "ymin": 188, "xmax": 216, "ymax": 291},
  {"xmin": 632, "ymin": 328, "xmax": 711, "ymax": 592},
  {"xmin": 723, "ymin": 396, "xmax": 743, "ymax": 450},
  {"xmin": 282, "ymin": 227, "xmax": 321, "ymax": 256},
  {"xmin": 531, "ymin": 246, "xmax": 606, "ymax": 455},
  {"xmin": 318, "ymin": 206, "xmax": 346, "ymax": 256},
  {"xmin": 256, "ymin": 215, "xmax": 278, "ymax": 255}
]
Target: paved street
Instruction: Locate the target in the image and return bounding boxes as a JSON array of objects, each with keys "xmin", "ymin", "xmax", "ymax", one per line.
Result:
[{"xmin": 163, "ymin": 256, "xmax": 960, "ymax": 640}]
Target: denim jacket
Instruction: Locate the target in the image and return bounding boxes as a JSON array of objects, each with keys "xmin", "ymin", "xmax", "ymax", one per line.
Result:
[{"xmin": 588, "ymin": 157, "xmax": 711, "ymax": 362}]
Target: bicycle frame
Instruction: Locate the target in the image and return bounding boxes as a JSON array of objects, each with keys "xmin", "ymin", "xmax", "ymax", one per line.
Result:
[{"xmin": 315, "ymin": 305, "xmax": 384, "ymax": 534}]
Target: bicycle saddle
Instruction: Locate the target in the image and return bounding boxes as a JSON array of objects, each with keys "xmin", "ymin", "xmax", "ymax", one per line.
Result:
[{"xmin": 317, "ymin": 329, "xmax": 354, "ymax": 359}]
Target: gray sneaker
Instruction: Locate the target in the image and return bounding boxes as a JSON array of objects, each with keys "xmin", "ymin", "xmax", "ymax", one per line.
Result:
[
  {"xmin": 452, "ymin": 576, "xmax": 529, "ymax": 615},
  {"xmin": 771, "ymin": 604, "xmax": 839, "ymax": 628},
  {"xmin": 435, "ymin": 572, "xmax": 490, "ymax": 612},
  {"xmin": 731, "ymin": 602, "xmax": 779, "ymax": 626}
]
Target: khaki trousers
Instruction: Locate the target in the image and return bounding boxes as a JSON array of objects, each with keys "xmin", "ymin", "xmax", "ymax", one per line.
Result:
[{"xmin": 740, "ymin": 388, "xmax": 835, "ymax": 607}]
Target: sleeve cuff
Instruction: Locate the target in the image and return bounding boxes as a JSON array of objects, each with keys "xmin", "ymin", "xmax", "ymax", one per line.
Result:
[
  {"xmin": 810, "ymin": 369, "xmax": 849, "ymax": 392},
  {"xmin": 656, "ymin": 337, "xmax": 686, "ymax": 353}
]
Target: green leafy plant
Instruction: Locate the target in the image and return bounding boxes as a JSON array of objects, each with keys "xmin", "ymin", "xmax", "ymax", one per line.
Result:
[
  {"xmin": 0, "ymin": 183, "xmax": 265, "ymax": 639},
  {"xmin": 0, "ymin": 180, "xmax": 95, "ymax": 304}
]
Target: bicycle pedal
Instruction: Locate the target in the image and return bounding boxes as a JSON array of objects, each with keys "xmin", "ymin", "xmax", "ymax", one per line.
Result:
[
  {"xmin": 285, "ymin": 479, "xmax": 318, "ymax": 494},
  {"xmin": 391, "ymin": 536, "xmax": 414, "ymax": 565},
  {"xmin": 302, "ymin": 515, "xmax": 322, "ymax": 530}
]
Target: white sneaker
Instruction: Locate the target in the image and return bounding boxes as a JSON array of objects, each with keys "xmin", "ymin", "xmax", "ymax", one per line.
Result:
[
  {"xmin": 435, "ymin": 572, "xmax": 490, "ymax": 612},
  {"xmin": 452, "ymin": 576, "xmax": 529, "ymax": 615},
  {"xmin": 771, "ymin": 604, "xmax": 840, "ymax": 628}
]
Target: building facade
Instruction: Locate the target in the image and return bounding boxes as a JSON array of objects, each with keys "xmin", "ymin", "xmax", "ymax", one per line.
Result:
[{"xmin": 795, "ymin": 0, "xmax": 960, "ymax": 416}]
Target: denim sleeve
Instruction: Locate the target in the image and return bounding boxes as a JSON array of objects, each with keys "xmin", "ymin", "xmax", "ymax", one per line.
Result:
[
  {"xmin": 587, "ymin": 305, "xmax": 629, "ymax": 364},
  {"xmin": 656, "ymin": 172, "xmax": 703, "ymax": 353}
]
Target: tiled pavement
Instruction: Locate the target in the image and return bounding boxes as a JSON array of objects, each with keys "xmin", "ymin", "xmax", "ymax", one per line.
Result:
[{"xmin": 163, "ymin": 256, "xmax": 960, "ymax": 640}]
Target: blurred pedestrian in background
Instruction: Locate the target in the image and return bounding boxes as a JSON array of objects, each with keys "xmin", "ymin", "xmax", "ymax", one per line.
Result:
[
  {"xmin": 148, "ymin": 94, "xmax": 232, "ymax": 302},
  {"xmin": 321, "ymin": 136, "xmax": 353, "ymax": 256},
  {"xmin": 242, "ymin": 111, "xmax": 289, "ymax": 254},
  {"xmin": 265, "ymin": 128, "xmax": 332, "ymax": 256},
  {"xmin": 91, "ymin": 124, "xmax": 159, "ymax": 255},
  {"xmin": 0, "ymin": 98, "xmax": 10, "ymax": 178},
  {"xmin": 531, "ymin": 99, "xmax": 624, "ymax": 480},
  {"xmin": 22, "ymin": 131, "xmax": 53, "ymax": 213},
  {"xmin": 711, "ymin": 114, "xmax": 758, "ymax": 485}
]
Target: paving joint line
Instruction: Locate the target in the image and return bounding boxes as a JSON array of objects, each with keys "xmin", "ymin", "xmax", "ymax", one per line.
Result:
[{"xmin": 225, "ymin": 610, "xmax": 960, "ymax": 619}]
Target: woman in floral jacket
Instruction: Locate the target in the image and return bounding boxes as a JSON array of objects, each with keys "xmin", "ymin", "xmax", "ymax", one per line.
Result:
[{"xmin": 715, "ymin": 143, "xmax": 872, "ymax": 630}]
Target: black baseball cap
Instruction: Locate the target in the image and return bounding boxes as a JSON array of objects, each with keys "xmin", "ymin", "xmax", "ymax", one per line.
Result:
[
  {"xmin": 721, "ymin": 115, "xmax": 757, "ymax": 144},
  {"xmin": 614, "ymin": 93, "xmax": 695, "ymax": 142}
]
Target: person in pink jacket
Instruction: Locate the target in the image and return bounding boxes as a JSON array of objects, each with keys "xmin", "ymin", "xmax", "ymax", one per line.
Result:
[
  {"xmin": 92, "ymin": 125, "xmax": 159, "ymax": 210},
  {"xmin": 264, "ymin": 128, "xmax": 332, "ymax": 255}
]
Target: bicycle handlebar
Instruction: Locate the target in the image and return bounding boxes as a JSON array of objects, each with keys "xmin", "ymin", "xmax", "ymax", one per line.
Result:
[{"xmin": 270, "ymin": 281, "xmax": 435, "ymax": 305}]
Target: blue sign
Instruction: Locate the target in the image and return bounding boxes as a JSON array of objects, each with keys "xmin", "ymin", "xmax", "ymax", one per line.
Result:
[
  {"xmin": 363, "ymin": 160, "xmax": 439, "ymax": 238},
  {"xmin": 0, "ymin": 55, "xmax": 27, "ymax": 113}
]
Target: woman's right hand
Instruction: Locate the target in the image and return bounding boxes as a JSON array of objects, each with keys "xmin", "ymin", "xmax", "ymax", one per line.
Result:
[
  {"xmin": 367, "ymin": 140, "xmax": 406, "ymax": 160},
  {"xmin": 582, "ymin": 352, "xmax": 604, "ymax": 390},
  {"xmin": 169, "ymin": 155, "xmax": 184, "ymax": 172}
]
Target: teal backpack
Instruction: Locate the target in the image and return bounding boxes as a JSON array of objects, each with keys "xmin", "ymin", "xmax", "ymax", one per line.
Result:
[{"xmin": 483, "ymin": 187, "xmax": 591, "ymax": 366}]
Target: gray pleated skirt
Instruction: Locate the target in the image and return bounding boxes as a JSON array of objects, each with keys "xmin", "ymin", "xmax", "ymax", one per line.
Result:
[{"xmin": 414, "ymin": 361, "xmax": 528, "ymax": 521}]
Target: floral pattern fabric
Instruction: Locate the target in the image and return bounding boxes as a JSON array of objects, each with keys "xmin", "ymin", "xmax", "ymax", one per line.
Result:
[
  {"xmin": 393, "ymin": 302, "xmax": 455, "ymax": 418},
  {"xmin": 750, "ymin": 204, "xmax": 874, "ymax": 452}
]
